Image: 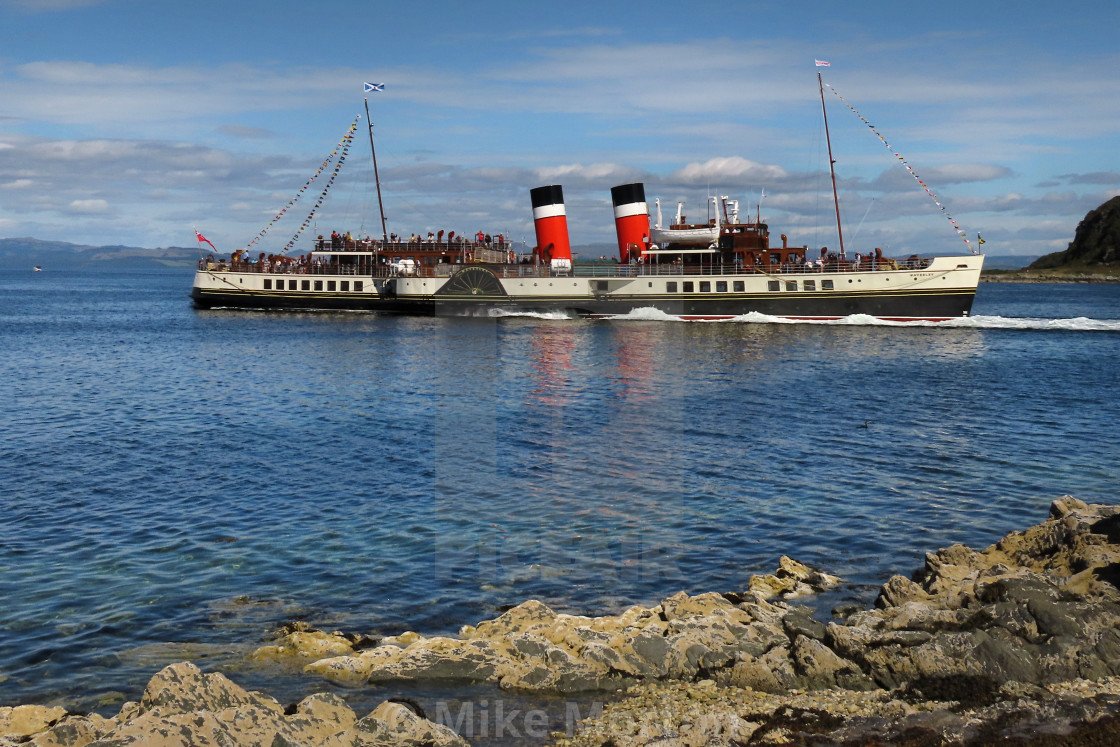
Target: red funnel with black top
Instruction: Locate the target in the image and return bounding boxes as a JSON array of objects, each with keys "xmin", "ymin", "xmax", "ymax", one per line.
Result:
[{"xmin": 530, "ymin": 185, "xmax": 572, "ymax": 272}]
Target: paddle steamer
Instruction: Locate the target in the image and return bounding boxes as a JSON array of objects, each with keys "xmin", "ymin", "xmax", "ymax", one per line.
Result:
[
  {"xmin": 190, "ymin": 181, "xmax": 981, "ymax": 320},
  {"xmin": 191, "ymin": 74, "xmax": 983, "ymax": 320}
]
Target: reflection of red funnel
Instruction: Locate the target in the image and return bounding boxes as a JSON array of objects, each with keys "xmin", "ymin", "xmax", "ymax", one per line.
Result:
[
  {"xmin": 530, "ymin": 324, "xmax": 576, "ymax": 407},
  {"xmin": 530, "ymin": 185, "xmax": 572, "ymax": 272},
  {"xmin": 611, "ymin": 183, "xmax": 650, "ymax": 263}
]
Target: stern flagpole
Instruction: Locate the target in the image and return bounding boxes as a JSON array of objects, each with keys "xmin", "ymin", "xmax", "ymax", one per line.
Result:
[
  {"xmin": 818, "ymin": 68, "xmax": 845, "ymax": 256},
  {"xmin": 363, "ymin": 83, "xmax": 389, "ymax": 244}
]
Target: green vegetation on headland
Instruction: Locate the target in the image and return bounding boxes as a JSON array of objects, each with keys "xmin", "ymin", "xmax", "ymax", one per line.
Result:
[{"xmin": 983, "ymin": 195, "xmax": 1120, "ymax": 283}]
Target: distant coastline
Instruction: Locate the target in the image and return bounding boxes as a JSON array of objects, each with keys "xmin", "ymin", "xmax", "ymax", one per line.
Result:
[{"xmin": 981, "ymin": 268, "xmax": 1120, "ymax": 283}]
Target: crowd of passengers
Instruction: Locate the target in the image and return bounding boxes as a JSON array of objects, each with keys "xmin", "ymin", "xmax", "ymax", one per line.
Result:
[
  {"xmin": 764, "ymin": 247, "xmax": 915, "ymax": 272},
  {"xmin": 199, "ymin": 244, "xmax": 930, "ymax": 274},
  {"xmin": 746, "ymin": 248, "xmax": 926, "ymax": 272},
  {"xmin": 318, "ymin": 229, "xmax": 509, "ymax": 250},
  {"xmin": 201, "ymin": 250, "xmax": 352, "ymax": 273},
  {"xmin": 632, "ymin": 248, "xmax": 926, "ymax": 273}
]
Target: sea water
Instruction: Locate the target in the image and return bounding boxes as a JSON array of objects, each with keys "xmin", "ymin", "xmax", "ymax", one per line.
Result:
[{"xmin": 1, "ymin": 270, "xmax": 1119, "ymax": 713}]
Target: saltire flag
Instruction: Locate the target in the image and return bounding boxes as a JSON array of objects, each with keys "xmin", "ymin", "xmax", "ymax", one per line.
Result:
[
  {"xmin": 815, "ymin": 59, "xmax": 831, "ymax": 67},
  {"xmin": 364, "ymin": 82, "xmax": 385, "ymax": 92},
  {"xmin": 195, "ymin": 230, "xmax": 216, "ymax": 249}
]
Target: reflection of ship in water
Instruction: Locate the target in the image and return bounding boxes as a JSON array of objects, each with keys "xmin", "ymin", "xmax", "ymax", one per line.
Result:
[
  {"xmin": 529, "ymin": 323, "xmax": 577, "ymax": 408},
  {"xmin": 609, "ymin": 324, "xmax": 661, "ymax": 404}
]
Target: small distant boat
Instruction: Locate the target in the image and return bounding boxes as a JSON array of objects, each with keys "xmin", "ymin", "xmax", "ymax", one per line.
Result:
[{"xmin": 33, "ymin": 266, "xmax": 43, "ymax": 272}]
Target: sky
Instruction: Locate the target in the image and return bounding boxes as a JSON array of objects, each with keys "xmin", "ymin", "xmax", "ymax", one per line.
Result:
[{"xmin": 1, "ymin": 0, "xmax": 1118, "ymax": 257}]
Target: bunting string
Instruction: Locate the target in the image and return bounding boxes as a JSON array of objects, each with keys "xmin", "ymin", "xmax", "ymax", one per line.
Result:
[
  {"xmin": 824, "ymin": 83, "xmax": 977, "ymax": 255},
  {"xmin": 242, "ymin": 116, "xmax": 362, "ymax": 254},
  {"xmin": 281, "ymin": 119, "xmax": 359, "ymax": 253}
]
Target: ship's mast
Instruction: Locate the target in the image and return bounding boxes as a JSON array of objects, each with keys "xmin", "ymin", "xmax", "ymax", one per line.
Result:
[
  {"xmin": 818, "ymin": 72, "xmax": 845, "ymax": 255},
  {"xmin": 363, "ymin": 97, "xmax": 389, "ymax": 244}
]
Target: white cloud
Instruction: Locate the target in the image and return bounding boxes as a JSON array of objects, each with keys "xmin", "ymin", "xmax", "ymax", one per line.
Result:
[
  {"xmin": 0, "ymin": 61, "xmax": 366, "ymax": 133},
  {"xmin": 671, "ymin": 157, "xmax": 788, "ymax": 185},
  {"xmin": 532, "ymin": 162, "xmax": 643, "ymax": 186},
  {"xmin": 921, "ymin": 164, "xmax": 1010, "ymax": 184},
  {"xmin": 69, "ymin": 199, "xmax": 109, "ymax": 213}
]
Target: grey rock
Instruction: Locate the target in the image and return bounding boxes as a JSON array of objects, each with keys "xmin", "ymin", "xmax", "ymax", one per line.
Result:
[{"xmin": 781, "ymin": 606, "xmax": 826, "ymax": 641}]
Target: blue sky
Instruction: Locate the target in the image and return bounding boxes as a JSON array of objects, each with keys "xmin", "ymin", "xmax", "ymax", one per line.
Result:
[{"xmin": 1, "ymin": 0, "xmax": 1118, "ymax": 257}]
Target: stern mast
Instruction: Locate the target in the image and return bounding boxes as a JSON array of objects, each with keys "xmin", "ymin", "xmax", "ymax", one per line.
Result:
[
  {"xmin": 363, "ymin": 97, "xmax": 389, "ymax": 244},
  {"xmin": 818, "ymin": 72, "xmax": 845, "ymax": 256}
]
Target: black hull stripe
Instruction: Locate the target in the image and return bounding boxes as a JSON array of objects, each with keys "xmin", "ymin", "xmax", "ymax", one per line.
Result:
[{"xmin": 192, "ymin": 287, "xmax": 976, "ymax": 318}]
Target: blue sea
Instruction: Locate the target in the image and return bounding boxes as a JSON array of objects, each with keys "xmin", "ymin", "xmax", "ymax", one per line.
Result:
[{"xmin": 2, "ymin": 269, "xmax": 1119, "ymax": 715}]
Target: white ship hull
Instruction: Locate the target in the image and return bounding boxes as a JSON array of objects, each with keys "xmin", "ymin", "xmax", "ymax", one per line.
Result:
[{"xmin": 191, "ymin": 254, "xmax": 984, "ymax": 321}]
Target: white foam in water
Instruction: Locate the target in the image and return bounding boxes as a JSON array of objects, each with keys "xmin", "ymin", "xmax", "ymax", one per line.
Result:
[
  {"xmin": 604, "ymin": 308, "xmax": 1120, "ymax": 331},
  {"xmin": 947, "ymin": 315, "xmax": 1120, "ymax": 331},
  {"xmin": 488, "ymin": 308, "xmax": 576, "ymax": 320},
  {"xmin": 602, "ymin": 307, "xmax": 688, "ymax": 322}
]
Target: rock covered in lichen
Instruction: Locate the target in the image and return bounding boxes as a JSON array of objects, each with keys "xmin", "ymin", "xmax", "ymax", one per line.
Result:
[
  {"xmin": 0, "ymin": 662, "xmax": 466, "ymax": 747},
  {"xmin": 0, "ymin": 705, "xmax": 69, "ymax": 740},
  {"xmin": 551, "ymin": 676, "xmax": 1120, "ymax": 747},
  {"xmin": 748, "ymin": 555, "xmax": 843, "ymax": 599},
  {"xmin": 302, "ymin": 559, "xmax": 844, "ymax": 695},
  {"xmin": 248, "ymin": 620, "xmax": 374, "ymax": 663},
  {"xmin": 826, "ymin": 495, "xmax": 1120, "ymax": 694},
  {"xmin": 305, "ymin": 589, "xmax": 808, "ymax": 694}
]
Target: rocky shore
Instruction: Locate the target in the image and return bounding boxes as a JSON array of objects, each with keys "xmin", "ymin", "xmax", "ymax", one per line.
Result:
[{"xmin": 3, "ymin": 496, "xmax": 1120, "ymax": 746}]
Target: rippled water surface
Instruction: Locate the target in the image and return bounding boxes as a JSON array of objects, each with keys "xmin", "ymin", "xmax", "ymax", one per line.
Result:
[{"xmin": 1, "ymin": 270, "xmax": 1119, "ymax": 710}]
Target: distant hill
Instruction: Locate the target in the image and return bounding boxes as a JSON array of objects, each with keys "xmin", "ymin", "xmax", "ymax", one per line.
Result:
[
  {"xmin": 0, "ymin": 237, "xmax": 200, "ymax": 271},
  {"xmin": 1030, "ymin": 196, "xmax": 1120, "ymax": 271}
]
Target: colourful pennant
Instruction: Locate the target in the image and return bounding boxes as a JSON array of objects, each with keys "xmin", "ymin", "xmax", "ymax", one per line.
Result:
[
  {"xmin": 824, "ymin": 83, "xmax": 977, "ymax": 254},
  {"xmin": 243, "ymin": 117, "xmax": 362, "ymax": 253}
]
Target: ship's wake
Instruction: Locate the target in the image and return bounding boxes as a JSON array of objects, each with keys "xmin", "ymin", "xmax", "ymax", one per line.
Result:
[
  {"xmin": 488, "ymin": 309, "xmax": 577, "ymax": 320},
  {"xmin": 601, "ymin": 308, "xmax": 1120, "ymax": 331}
]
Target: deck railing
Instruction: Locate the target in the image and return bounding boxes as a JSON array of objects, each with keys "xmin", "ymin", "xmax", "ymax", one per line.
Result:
[
  {"xmin": 198, "ymin": 256, "xmax": 935, "ymax": 277},
  {"xmin": 313, "ymin": 238, "xmax": 513, "ymax": 255}
]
